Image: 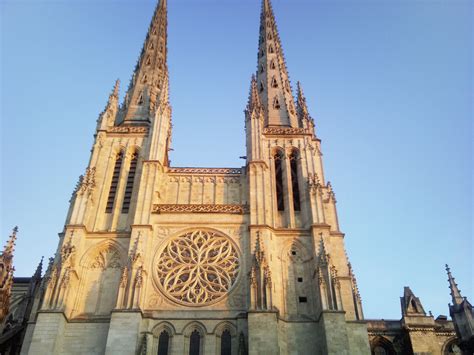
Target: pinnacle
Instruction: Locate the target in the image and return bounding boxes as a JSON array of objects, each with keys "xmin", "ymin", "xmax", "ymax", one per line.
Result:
[
  {"xmin": 3, "ymin": 226, "xmax": 18, "ymax": 256},
  {"xmin": 446, "ymin": 264, "xmax": 464, "ymax": 305}
]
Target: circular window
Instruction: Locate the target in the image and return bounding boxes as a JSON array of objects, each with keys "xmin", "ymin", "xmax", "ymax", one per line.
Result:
[{"xmin": 154, "ymin": 230, "xmax": 240, "ymax": 306}]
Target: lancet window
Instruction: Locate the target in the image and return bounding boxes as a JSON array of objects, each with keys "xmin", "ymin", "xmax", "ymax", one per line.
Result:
[
  {"xmin": 122, "ymin": 151, "xmax": 138, "ymax": 213},
  {"xmin": 105, "ymin": 151, "xmax": 124, "ymax": 213},
  {"xmin": 274, "ymin": 150, "xmax": 285, "ymax": 211},
  {"xmin": 158, "ymin": 330, "xmax": 170, "ymax": 355},
  {"xmin": 189, "ymin": 330, "xmax": 201, "ymax": 355},
  {"xmin": 289, "ymin": 150, "xmax": 301, "ymax": 211},
  {"xmin": 220, "ymin": 330, "xmax": 231, "ymax": 355}
]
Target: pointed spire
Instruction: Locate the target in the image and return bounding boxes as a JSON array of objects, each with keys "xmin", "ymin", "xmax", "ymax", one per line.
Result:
[
  {"xmin": 246, "ymin": 75, "xmax": 263, "ymax": 115},
  {"xmin": 446, "ymin": 264, "xmax": 464, "ymax": 305},
  {"xmin": 296, "ymin": 81, "xmax": 315, "ymax": 129},
  {"xmin": 123, "ymin": 0, "xmax": 168, "ymax": 123},
  {"xmin": 3, "ymin": 226, "xmax": 18, "ymax": 258},
  {"xmin": 97, "ymin": 79, "xmax": 120, "ymax": 130},
  {"xmin": 256, "ymin": 0, "xmax": 298, "ymax": 127},
  {"xmin": 33, "ymin": 256, "xmax": 44, "ymax": 280}
]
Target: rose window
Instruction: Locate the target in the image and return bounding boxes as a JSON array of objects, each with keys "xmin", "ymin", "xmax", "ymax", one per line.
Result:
[{"xmin": 154, "ymin": 230, "xmax": 240, "ymax": 306}]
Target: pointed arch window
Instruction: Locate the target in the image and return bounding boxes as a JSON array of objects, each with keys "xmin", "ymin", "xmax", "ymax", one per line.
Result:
[
  {"xmin": 270, "ymin": 59, "xmax": 276, "ymax": 70},
  {"xmin": 122, "ymin": 152, "xmax": 138, "ymax": 213},
  {"xmin": 146, "ymin": 56, "xmax": 151, "ymax": 66},
  {"xmin": 267, "ymin": 33, "xmax": 273, "ymax": 40},
  {"xmin": 189, "ymin": 329, "xmax": 201, "ymax": 355},
  {"xmin": 220, "ymin": 330, "xmax": 231, "ymax": 355},
  {"xmin": 271, "ymin": 76, "xmax": 278, "ymax": 88},
  {"xmin": 273, "ymin": 97, "xmax": 281, "ymax": 109},
  {"xmin": 289, "ymin": 150, "xmax": 301, "ymax": 211},
  {"xmin": 105, "ymin": 151, "xmax": 124, "ymax": 213},
  {"xmin": 260, "ymin": 65, "xmax": 264, "ymax": 73},
  {"xmin": 158, "ymin": 330, "xmax": 170, "ymax": 355},
  {"xmin": 259, "ymin": 82, "xmax": 264, "ymax": 93},
  {"xmin": 269, "ymin": 45, "xmax": 274, "ymax": 53},
  {"xmin": 137, "ymin": 93, "xmax": 144, "ymax": 105},
  {"xmin": 274, "ymin": 150, "xmax": 285, "ymax": 211}
]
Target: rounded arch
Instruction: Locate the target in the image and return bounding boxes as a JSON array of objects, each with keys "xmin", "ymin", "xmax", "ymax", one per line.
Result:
[
  {"xmin": 370, "ymin": 336, "xmax": 395, "ymax": 355},
  {"xmin": 152, "ymin": 321, "xmax": 176, "ymax": 337},
  {"xmin": 212, "ymin": 321, "xmax": 237, "ymax": 337},
  {"xmin": 182, "ymin": 321, "xmax": 207, "ymax": 336},
  {"xmin": 79, "ymin": 240, "xmax": 126, "ymax": 269}
]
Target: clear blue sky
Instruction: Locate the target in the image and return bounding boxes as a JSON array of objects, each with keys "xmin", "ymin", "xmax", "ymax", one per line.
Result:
[{"xmin": 1, "ymin": 0, "xmax": 472, "ymax": 320}]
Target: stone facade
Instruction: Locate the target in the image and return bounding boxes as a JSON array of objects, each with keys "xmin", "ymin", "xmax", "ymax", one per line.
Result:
[{"xmin": 0, "ymin": 0, "xmax": 471, "ymax": 354}]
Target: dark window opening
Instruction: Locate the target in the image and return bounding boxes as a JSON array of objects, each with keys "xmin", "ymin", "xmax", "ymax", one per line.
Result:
[
  {"xmin": 105, "ymin": 151, "xmax": 123, "ymax": 213},
  {"xmin": 189, "ymin": 330, "xmax": 200, "ymax": 355},
  {"xmin": 289, "ymin": 151, "xmax": 301, "ymax": 211},
  {"xmin": 297, "ymin": 277, "xmax": 303, "ymax": 282},
  {"xmin": 274, "ymin": 151, "xmax": 285, "ymax": 211},
  {"xmin": 220, "ymin": 329, "xmax": 231, "ymax": 355},
  {"xmin": 122, "ymin": 152, "xmax": 138, "ymax": 213},
  {"xmin": 158, "ymin": 330, "xmax": 170, "ymax": 355},
  {"xmin": 299, "ymin": 297, "xmax": 308, "ymax": 303}
]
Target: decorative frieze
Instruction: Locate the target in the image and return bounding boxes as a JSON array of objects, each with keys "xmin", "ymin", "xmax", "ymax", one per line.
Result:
[
  {"xmin": 167, "ymin": 167, "xmax": 242, "ymax": 175},
  {"xmin": 108, "ymin": 126, "xmax": 149, "ymax": 134},
  {"xmin": 263, "ymin": 127, "xmax": 310, "ymax": 136},
  {"xmin": 152, "ymin": 204, "xmax": 249, "ymax": 214}
]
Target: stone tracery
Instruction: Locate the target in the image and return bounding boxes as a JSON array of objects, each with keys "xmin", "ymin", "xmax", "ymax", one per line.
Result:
[{"xmin": 154, "ymin": 230, "xmax": 240, "ymax": 306}]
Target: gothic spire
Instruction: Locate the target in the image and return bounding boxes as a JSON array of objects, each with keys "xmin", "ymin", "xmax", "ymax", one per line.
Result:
[
  {"xmin": 256, "ymin": 0, "xmax": 298, "ymax": 127},
  {"xmin": 122, "ymin": 0, "xmax": 168, "ymax": 123},
  {"xmin": 446, "ymin": 264, "xmax": 464, "ymax": 305},
  {"xmin": 246, "ymin": 75, "xmax": 263, "ymax": 115}
]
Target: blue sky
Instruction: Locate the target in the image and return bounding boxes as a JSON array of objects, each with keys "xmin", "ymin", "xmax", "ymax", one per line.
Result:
[{"xmin": 1, "ymin": 0, "xmax": 472, "ymax": 319}]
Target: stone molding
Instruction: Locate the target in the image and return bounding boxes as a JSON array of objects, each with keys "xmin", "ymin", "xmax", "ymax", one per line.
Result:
[
  {"xmin": 107, "ymin": 126, "xmax": 149, "ymax": 134},
  {"xmin": 167, "ymin": 167, "xmax": 242, "ymax": 175},
  {"xmin": 152, "ymin": 204, "xmax": 250, "ymax": 214}
]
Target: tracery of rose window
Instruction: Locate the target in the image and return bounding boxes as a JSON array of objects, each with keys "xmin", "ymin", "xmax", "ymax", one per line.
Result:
[{"xmin": 154, "ymin": 230, "xmax": 240, "ymax": 306}]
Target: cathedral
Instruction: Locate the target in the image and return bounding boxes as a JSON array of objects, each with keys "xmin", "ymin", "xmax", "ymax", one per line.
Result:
[{"xmin": 0, "ymin": 0, "xmax": 472, "ymax": 354}]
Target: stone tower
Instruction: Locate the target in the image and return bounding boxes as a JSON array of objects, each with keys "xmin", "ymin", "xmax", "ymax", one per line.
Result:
[{"xmin": 23, "ymin": 0, "xmax": 370, "ymax": 354}]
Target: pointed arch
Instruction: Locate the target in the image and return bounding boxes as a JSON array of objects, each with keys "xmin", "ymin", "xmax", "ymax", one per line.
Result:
[
  {"xmin": 370, "ymin": 336, "xmax": 396, "ymax": 355},
  {"xmin": 183, "ymin": 322, "xmax": 206, "ymax": 355},
  {"xmin": 76, "ymin": 240, "xmax": 125, "ymax": 317},
  {"xmin": 273, "ymin": 148, "xmax": 285, "ymax": 211},
  {"xmin": 271, "ymin": 76, "xmax": 278, "ymax": 88},
  {"xmin": 122, "ymin": 149, "xmax": 139, "ymax": 213},
  {"xmin": 105, "ymin": 150, "xmax": 124, "ymax": 213},
  {"xmin": 288, "ymin": 148, "xmax": 301, "ymax": 211},
  {"xmin": 273, "ymin": 96, "xmax": 281, "ymax": 109}
]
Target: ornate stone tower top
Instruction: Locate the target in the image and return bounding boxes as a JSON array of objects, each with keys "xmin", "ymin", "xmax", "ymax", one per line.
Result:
[
  {"xmin": 122, "ymin": 0, "xmax": 168, "ymax": 124},
  {"xmin": 256, "ymin": 0, "xmax": 298, "ymax": 127}
]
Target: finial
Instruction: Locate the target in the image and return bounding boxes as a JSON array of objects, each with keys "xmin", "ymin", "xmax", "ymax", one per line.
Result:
[{"xmin": 446, "ymin": 264, "xmax": 464, "ymax": 305}]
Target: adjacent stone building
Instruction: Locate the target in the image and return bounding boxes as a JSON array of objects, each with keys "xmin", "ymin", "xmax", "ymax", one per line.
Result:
[{"xmin": 0, "ymin": 0, "xmax": 471, "ymax": 354}]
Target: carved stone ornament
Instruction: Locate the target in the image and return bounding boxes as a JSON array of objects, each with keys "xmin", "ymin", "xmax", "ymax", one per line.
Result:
[
  {"xmin": 152, "ymin": 204, "xmax": 249, "ymax": 215},
  {"xmin": 78, "ymin": 167, "xmax": 96, "ymax": 196},
  {"xmin": 263, "ymin": 127, "xmax": 310, "ymax": 136},
  {"xmin": 168, "ymin": 167, "xmax": 242, "ymax": 175},
  {"xmin": 108, "ymin": 126, "xmax": 148, "ymax": 134},
  {"xmin": 154, "ymin": 230, "xmax": 240, "ymax": 306}
]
